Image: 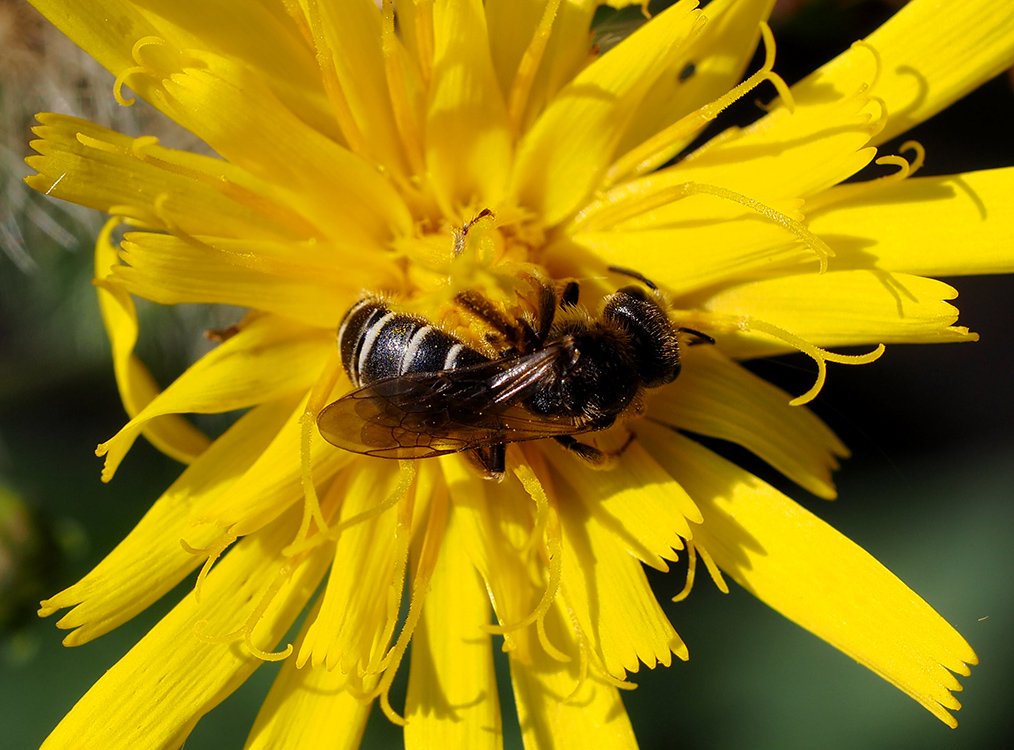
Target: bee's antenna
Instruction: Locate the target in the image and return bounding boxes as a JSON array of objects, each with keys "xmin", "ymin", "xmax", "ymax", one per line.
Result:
[{"xmin": 606, "ymin": 265, "xmax": 658, "ymax": 290}]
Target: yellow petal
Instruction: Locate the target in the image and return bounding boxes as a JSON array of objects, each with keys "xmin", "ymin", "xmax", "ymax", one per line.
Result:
[
  {"xmin": 246, "ymin": 599, "xmax": 373, "ymax": 750},
  {"xmin": 92, "ymin": 219, "xmax": 209, "ymax": 465},
  {"xmin": 42, "ymin": 507, "xmax": 332, "ymax": 749},
  {"xmin": 39, "ymin": 400, "xmax": 294, "ymax": 646},
  {"xmin": 291, "ymin": 0, "xmax": 410, "ymax": 172},
  {"xmin": 297, "ymin": 461, "xmax": 415, "ymax": 671},
  {"xmin": 96, "ymin": 317, "xmax": 331, "ymax": 482},
  {"xmin": 487, "ymin": 0, "xmax": 602, "ymax": 132},
  {"xmin": 439, "ymin": 454, "xmax": 542, "ymax": 623},
  {"xmin": 810, "ymin": 167, "xmax": 1014, "ymax": 276},
  {"xmin": 508, "ymin": 605, "xmax": 638, "ymax": 750},
  {"xmin": 426, "ymin": 0, "xmax": 512, "ymax": 213},
  {"xmin": 618, "ymin": 0, "xmax": 775, "ymax": 156},
  {"xmin": 199, "ymin": 395, "xmax": 352, "ymax": 537},
  {"xmin": 115, "ymin": 233, "xmax": 379, "ymax": 328},
  {"xmin": 28, "ymin": 0, "xmax": 158, "ymax": 88},
  {"xmin": 29, "ymin": 0, "xmax": 336, "ymax": 142},
  {"xmin": 788, "ymin": 0, "xmax": 1014, "ymax": 146},
  {"xmin": 555, "ymin": 497, "xmax": 689, "ymax": 676},
  {"xmin": 158, "ymin": 49, "xmax": 413, "ymax": 245},
  {"xmin": 486, "ymin": 0, "xmax": 558, "ymax": 104},
  {"xmin": 509, "ymin": 0, "xmax": 701, "ymax": 225},
  {"xmin": 26, "ymin": 114, "xmax": 318, "ymax": 241},
  {"xmin": 645, "ymin": 348, "xmax": 847, "ymax": 499},
  {"xmin": 543, "ymin": 441, "xmax": 700, "ymax": 570},
  {"xmin": 657, "ymin": 431, "xmax": 977, "ymax": 727},
  {"xmin": 563, "ymin": 219, "xmax": 813, "ymax": 297},
  {"xmin": 702, "ymin": 270, "xmax": 976, "ymax": 358},
  {"xmin": 405, "ymin": 500, "xmax": 502, "ymax": 749},
  {"xmin": 441, "ymin": 456, "xmax": 637, "ymax": 745},
  {"xmin": 634, "ymin": 90, "xmax": 877, "ymax": 207}
]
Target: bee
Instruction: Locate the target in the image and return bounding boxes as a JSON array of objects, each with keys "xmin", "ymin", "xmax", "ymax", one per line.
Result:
[{"xmin": 317, "ymin": 267, "xmax": 712, "ymax": 479}]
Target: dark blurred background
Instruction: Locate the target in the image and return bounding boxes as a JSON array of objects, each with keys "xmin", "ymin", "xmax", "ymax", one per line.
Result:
[{"xmin": 1, "ymin": 1, "xmax": 1011, "ymax": 748}]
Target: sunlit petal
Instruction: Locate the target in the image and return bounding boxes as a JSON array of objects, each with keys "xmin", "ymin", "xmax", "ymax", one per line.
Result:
[{"xmin": 654, "ymin": 429, "xmax": 977, "ymax": 728}]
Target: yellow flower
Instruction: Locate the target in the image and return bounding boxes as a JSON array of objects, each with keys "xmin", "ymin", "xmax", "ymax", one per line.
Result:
[{"xmin": 25, "ymin": 0, "xmax": 1014, "ymax": 747}]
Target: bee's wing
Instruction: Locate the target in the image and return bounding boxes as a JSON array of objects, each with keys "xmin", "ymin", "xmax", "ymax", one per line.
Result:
[{"xmin": 317, "ymin": 345, "xmax": 594, "ymax": 459}]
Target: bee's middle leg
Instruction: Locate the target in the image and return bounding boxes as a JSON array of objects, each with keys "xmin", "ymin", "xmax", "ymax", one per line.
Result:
[{"xmin": 553, "ymin": 432, "xmax": 636, "ymax": 467}]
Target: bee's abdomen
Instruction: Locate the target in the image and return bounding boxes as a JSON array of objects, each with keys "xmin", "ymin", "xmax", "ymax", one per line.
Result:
[{"xmin": 338, "ymin": 296, "xmax": 487, "ymax": 387}]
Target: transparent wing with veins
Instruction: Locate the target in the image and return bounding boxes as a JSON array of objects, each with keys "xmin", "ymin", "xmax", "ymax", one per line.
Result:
[{"xmin": 317, "ymin": 344, "xmax": 596, "ymax": 459}]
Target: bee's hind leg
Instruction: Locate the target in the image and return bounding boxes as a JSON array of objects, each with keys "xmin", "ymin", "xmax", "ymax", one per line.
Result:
[
  {"xmin": 553, "ymin": 432, "xmax": 636, "ymax": 467},
  {"xmin": 467, "ymin": 443, "xmax": 506, "ymax": 481}
]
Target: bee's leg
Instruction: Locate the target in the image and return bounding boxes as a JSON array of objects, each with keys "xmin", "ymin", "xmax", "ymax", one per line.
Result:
[
  {"xmin": 560, "ymin": 280, "xmax": 580, "ymax": 308},
  {"xmin": 467, "ymin": 444, "xmax": 506, "ymax": 482},
  {"xmin": 678, "ymin": 327, "xmax": 716, "ymax": 346},
  {"xmin": 455, "ymin": 290, "xmax": 535, "ymax": 351},
  {"xmin": 531, "ymin": 275, "xmax": 558, "ymax": 344},
  {"xmin": 553, "ymin": 432, "xmax": 636, "ymax": 467}
]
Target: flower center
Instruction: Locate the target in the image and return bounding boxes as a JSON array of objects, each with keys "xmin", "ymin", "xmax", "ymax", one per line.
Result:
[{"xmin": 396, "ymin": 208, "xmax": 549, "ymax": 333}]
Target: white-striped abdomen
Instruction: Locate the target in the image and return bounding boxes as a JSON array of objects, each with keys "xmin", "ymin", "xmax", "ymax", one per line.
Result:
[{"xmin": 337, "ymin": 296, "xmax": 488, "ymax": 387}]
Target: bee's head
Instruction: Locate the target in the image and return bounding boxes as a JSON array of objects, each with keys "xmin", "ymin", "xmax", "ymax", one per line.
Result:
[{"xmin": 604, "ymin": 286, "xmax": 681, "ymax": 388}]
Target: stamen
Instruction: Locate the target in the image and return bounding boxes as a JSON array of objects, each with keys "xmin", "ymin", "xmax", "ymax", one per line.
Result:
[
  {"xmin": 807, "ymin": 139, "xmax": 926, "ymax": 214},
  {"xmin": 131, "ymin": 35, "xmax": 168, "ymax": 62},
  {"xmin": 293, "ymin": 359, "xmax": 342, "ymax": 548},
  {"xmin": 302, "ymin": 0, "xmax": 366, "ymax": 154},
  {"xmin": 507, "ymin": 0, "xmax": 563, "ymax": 133},
  {"xmin": 864, "ymin": 140, "xmax": 927, "ymax": 188},
  {"xmin": 484, "ymin": 466, "xmax": 569, "ymax": 662},
  {"xmin": 559, "ymin": 601, "xmax": 635, "ymax": 697},
  {"xmin": 605, "ymin": 22, "xmax": 792, "ymax": 185},
  {"xmin": 671, "ymin": 543, "xmax": 696, "ymax": 603},
  {"xmin": 279, "ymin": 0, "xmax": 313, "ymax": 47},
  {"xmin": 370, "ymin": 484, "xmax": 449, "ymax": 725},
  {"xmin": 852, "ymin": 40, "xmax": 882, "ymax": 93},
  {"xmin": 319, "ymin": 460, "xmax": 416, "ymax": 545},
  {"xmin": 519, "ymin": 461, "xmax": 550, "ymax": 559},
  {"xmin": 597, "ymin": 671, "xmax": 638, "ymax": 692},
  {"xmin": 872, "ymin": 154, "xmax": 912, "ymax": 182},
  {"xmin": 574, "ymin": 180, "xmax": 833, "ymax": 272},
  {"xmin": 381, "ymin": 0, "xmax": 425, "ymax": 176},
  {"xmin": 129, "ymin": 135, "xmax": 160, "ymax": 158},
  {"xmin": 865, "ymin": 94, "xmax": 889, "ymax": 139},
  {"xmin": 113, "ymin": 66, "xmax": 144, "ymax": 106},
  {"xmin": 366, "ymin": 474, "xmax": 417, "ymax": 674},
  {"xmin": 103, "ymin": 203, "xmax": 155, "ymax": 229},
  {"xmin": 112, "ymin": 37, "xmax": 170, "ymax": 107},
  {"xmin": 152, "ymin": 192, "xmax": 217, "ymax": 250},
  {"xmin": 192, "ymin": 559, "xmax": 297, "ymax": 662},
  {"xmin": 737, "ymin": 317, "xmax": 886, "ymax": 405},
  {"xmin": 695, "ymin": 543, "xmax": 729, "ymax": 594},
  {"xmin": 75, "ymin": 132, "xmax": 124, "ymax": 155},
  {"xmin": 687, "ymin": 182, "xmax": 833, "ymax": 272},
  {"xmin": 180, "ymin": 532, "xmax": 236, "ymax": 602},
  {"xmin": 413, "ymin": 0, "xmax": 435, "ymax": 85},
  {"xmin": 899, "ymin": 140, "xmax": 926, "ymax": 175},
  {"xmin": 283, "ymin": 473, "xmax": 346, "ymax": 560},
  {"xmin": 561, "ymin": 606, "xmax": 591, "ymax": 692}
]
